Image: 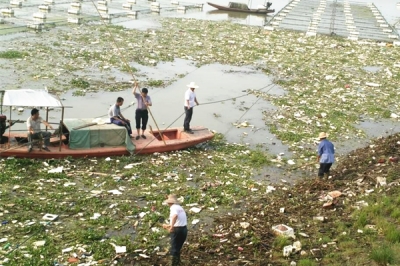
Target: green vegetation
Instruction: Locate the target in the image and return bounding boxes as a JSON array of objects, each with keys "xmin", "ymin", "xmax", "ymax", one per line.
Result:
[
  {"xmin": 0, "ymin": 135, "xmax": 271, "ymax": 265},
  {"xmin": 0, "ymin": 50, "xmax": 28, "ymax": 59},
  {"xmin": 121, "ymin": 64, "xmax": 138, "ymax": 73},
  {"xmin": 370, "ymin": 245, "xmax": 396, "ymax": 265},
  {"xmin": 70, "ymin": 78, "xmax": 90, "ymax": 89},
  {"xmin": 147, "ymin": 79, "xmax": 164, "ymax": 87}
]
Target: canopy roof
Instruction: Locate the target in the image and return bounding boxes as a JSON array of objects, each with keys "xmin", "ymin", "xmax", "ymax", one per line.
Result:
[{"xmin": 2, "ymin": 89, "xmax": 63, "ymax": 107}]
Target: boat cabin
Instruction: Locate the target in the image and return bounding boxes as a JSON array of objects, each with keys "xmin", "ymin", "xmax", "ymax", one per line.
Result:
[{"xmin": 228, "ymin": 2, "xmax": 250, "ymax": 10}]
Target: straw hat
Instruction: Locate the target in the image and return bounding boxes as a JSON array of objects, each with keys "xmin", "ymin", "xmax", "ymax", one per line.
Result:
[
  {"xmin": 164, "ymin": 194, "xmax": 181, "ymax": 204},
  {"xmin": 318, "ymin": 132, "xmax": 328, "ymax": 139},
  {"xmin": 186, "ymin": 82, "xmax": 199, "ymax": 89}
]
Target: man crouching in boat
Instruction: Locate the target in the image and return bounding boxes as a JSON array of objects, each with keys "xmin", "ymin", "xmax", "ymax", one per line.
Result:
[
  {"xmin": 27, "ymin": 108, "xmax": 53, "ymax": 152},
  {"xmin": 108, "ymin": 97, "xmax": 133, "ymax": 137}
]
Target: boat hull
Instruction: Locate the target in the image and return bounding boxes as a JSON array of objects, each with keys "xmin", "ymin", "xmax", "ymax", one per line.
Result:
[
  {"xmin": 207, "ymin": 2, "xmax": 275, "ymax": 14},
  {"xmin": 0, "ymin": 126, "xmax": 214, "ymax": 159}
]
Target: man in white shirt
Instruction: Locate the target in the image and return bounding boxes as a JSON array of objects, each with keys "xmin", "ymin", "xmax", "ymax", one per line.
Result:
[
  {"xmin": 27, "ymin": 108, "xmax": 53, "ymax": 152},
  {"xmin": 183, "ymin": 82, "xmax": 199, "ymax": 134},
  {"xmin": 108, "ymin": 97, "xmax": 132, "ymax": 136},
  {"xmin": 163, "ymin": 194, "xmax": 187, "ymax": 266}
]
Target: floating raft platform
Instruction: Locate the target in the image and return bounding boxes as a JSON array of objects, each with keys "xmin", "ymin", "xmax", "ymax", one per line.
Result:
[
  {"xmin": 265, "ymin": 0, "xmax": 399, "ymax": 42},
  {"xmin": 0, "ymin": 0, "xmax": 203, "ymax": 34}
]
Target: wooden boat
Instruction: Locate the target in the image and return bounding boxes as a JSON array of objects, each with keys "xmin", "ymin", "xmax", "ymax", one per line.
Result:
[
  {"xmin": 0, "ymin": 90, "xmax": 214, "ymax": 159},
  {"xmin": 207, "ymin": 2, "xmax": 275, "ymax": 14}
]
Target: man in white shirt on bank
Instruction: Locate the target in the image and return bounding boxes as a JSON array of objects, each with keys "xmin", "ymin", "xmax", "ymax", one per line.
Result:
[{"xmin": 163, "ymin": 194, "xmax": 187, "ymax": 266}]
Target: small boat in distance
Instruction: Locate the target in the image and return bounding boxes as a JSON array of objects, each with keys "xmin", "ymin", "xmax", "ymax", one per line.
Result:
[{"xmin": 207, "ymin": 1, "xmax": 275, "ymax": 14}]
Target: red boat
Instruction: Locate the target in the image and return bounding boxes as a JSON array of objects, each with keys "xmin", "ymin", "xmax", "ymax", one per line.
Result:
[
  {"xmin": 0, "ymin": 90, "xmax": 214, "ymax": 159},
  {"xmin": 207, "ymin": 1, "xmax": 275, "ymax": 14}
]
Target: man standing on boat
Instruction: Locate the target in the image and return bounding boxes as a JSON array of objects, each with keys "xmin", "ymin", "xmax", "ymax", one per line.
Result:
[
  {"xmin": 317, "ymin": 132, "xmax": 335, "ymax": 178},
  {"xmin": 183, "ymin": 82, "xmax": 199, "ymax": 134},
  {"xmin": 27, "ymin": 108, "xmax": 53, "ymax": 152},
  {"xmin": 132, "ymin": 82, "xmax": 152, "ymax": 140},
  {"xmin": 108, "ymin": 97, "xmax": 132, "ymax": 136},
  {"xmin": 162, "ymin": 194, "xmax": 188, "ymax": 266}
]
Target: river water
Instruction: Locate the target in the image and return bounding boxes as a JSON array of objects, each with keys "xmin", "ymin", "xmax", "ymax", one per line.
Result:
[
  {"xmin": 2, "ymin": 0, "xmax": 400, "ymax": 163},
  {"xmin": 116, "ymin": 0, "xmax": 400, "ymax": 28}
]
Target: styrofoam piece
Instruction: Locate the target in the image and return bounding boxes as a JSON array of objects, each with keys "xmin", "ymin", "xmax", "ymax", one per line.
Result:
[
  {"xmin": 383, "ymin": 29, "xmax": 392, "ymax": 33},
  {"xmin": 306, "ymin": 31, "xmax": 317, "ymax": 37},
  {"xmin": 98, "ymin": 0, "xmax": 107, "ymax": 5},
  {"xmin": 1, "ymin": 8, "xmax": 15, "ymax": 16},
  {"xmin": 366, "ymin": 82, "xmax": 381, "ymax": 87},
  {"xmin": 33, "ymin": 12, "xmax": 46, "ymax": 19},
  {"xmin": 67, "ymin": 17, "xmax": 82, "ymax": 24},
  {"xmin": 38, "ymin": 5, "xmax": 51, "ymax": 11},
  {"xmin": 380, "ymin": 24, "xmax": 389, "ymax": 28},
  {"xmin": 389, "ymin": 35, "xmax": 399, "ymax": 39},
  {"xmin": 127, "ymin": 11, "xmax": 137, "ymax": 17},
  {"xmin": 70, "ymin": 2, "xmax": 81, "ymax": 8},
  {"xmin": 272, "ymin": 224, "xmax": 295, "ymax": 238},
  {"xmin": 122, "ymin": 3, "xmax": 132, "ymax": 9},
  {"xmin": 67, "ymin": 8, "xmax": 80, "ymax": 14},
  {"xmin": 97, "ymin": 5, "xmax": 108, "ymax": 12},
  {"xmin": 10, "ymin": 0, "xmax": 22, "ymax": 7},
  {"xmin": 264, "ymin": 26, "xmax": 274, "ymax": 31},
  {"xmin": 42, "ymin": 213, "xmax": 58, "ymax": 221},
  {"xmin": 393, "ymin": 41, "xmax": 400, "ymax": 46},
  {"xmin": 348, "ymin": 36, "xmax": 358, "ymax": 41},
  {"xmin": 283, "ymin": 245, "xmax": 293, "ymax": 257}
]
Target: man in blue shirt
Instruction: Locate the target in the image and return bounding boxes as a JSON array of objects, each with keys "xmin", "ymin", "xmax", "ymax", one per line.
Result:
[{"xmin": 317, "ymin": 132, "xmax": 335, "ymax": 178}]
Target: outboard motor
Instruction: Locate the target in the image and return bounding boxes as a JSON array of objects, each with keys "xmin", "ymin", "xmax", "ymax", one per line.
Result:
[{"xmin": 266, "ymin": 2, "xmax": 272, "ymax": 8}]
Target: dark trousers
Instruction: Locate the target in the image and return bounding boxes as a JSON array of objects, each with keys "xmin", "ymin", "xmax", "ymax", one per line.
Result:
[
  {"xmin": 318, "ymin": 163, "xmax": 332, "ymax": 177},
  {"xmin": 170, "ymin": 226, "xmax": 187, "ymax": 257},
  {"xmin": 28, "ymin": 131, "xmax": 51, "ymax": 147},
  {"xmin": 183, "ymin": 107, "xmax": 193, "ymax": 131},
  {"xmin": 135, "ymin": 109, "xmax": 149, "ymax": 130},
  {"xmin": 110, "ymin": 117, "xmax": 132, "ymax": 135}
]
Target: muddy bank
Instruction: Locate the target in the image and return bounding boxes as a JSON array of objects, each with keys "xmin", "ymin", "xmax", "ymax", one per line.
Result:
[{"xmin": 114, "ymin": 132, "xmax": 400, "ymax": 265}]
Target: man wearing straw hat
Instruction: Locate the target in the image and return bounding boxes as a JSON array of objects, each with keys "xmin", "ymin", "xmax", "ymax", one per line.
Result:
[
  {"xmin": 162, "ymin": 194, "xmax": 187, "ymax": 266},
  {"xmin": 183, "ymin": 81, "xmax": 199, "ymax": 134},
  {"xmin": 317, "ymin": 132, "xmax": 335, "ymax": 178}
]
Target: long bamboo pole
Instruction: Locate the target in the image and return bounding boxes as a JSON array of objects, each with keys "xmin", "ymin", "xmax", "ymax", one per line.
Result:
[
  {"xmin": 8, "ymin": 108, "xmax": 11, "ymax": 149},
  {"xmin": 89, "ymin": 0, "xmax": 166, "ymax": 146}
]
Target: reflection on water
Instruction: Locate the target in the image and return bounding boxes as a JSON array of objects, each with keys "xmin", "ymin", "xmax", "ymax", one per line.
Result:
[{"xmin": 206, "ymin": 9, "xmax": 267, "ymax": 26}]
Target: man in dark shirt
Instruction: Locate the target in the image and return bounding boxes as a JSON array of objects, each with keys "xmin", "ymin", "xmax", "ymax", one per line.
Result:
[
  {"xmin": 132, "ymin": 82, "xmax": 152, "ymax": 140},
  {"xmin": 317, "ymin": 132, "xmax": 335, "ymax": 178}
]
